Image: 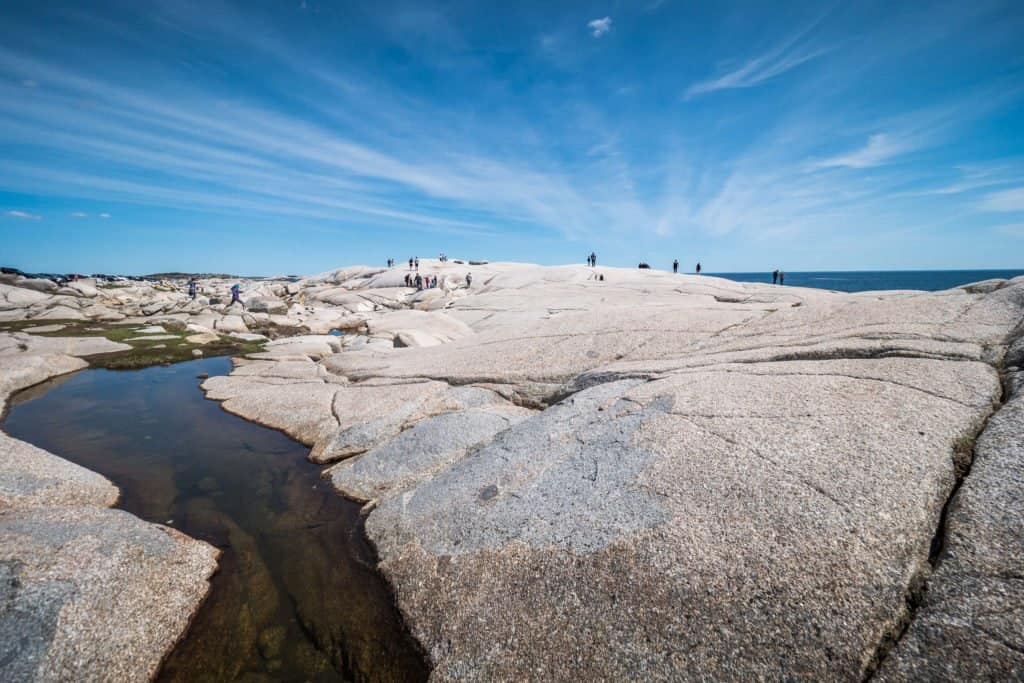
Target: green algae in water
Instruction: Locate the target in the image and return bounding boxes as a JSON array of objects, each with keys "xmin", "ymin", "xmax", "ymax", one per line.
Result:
[{"xmin": 4, "ymin": 357, "xmax": 428, "ymax": 682}]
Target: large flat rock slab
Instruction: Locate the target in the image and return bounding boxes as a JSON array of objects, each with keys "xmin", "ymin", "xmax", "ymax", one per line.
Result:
[
  {"xmin": 0, "ymin": 506, "xmax": 218, "ymax": 682},
  {"xmin": 366, "ymin": 358, "xmax": 1002, "ymax": 680}
]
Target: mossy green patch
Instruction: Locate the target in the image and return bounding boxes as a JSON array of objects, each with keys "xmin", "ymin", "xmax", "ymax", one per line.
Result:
[{"xmin": 0, "ymin": 319, "xmax": 266, "ymax": 369}]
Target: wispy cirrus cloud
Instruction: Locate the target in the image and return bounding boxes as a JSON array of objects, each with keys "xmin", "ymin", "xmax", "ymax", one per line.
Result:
[
  {"xmin": 7, "ymin": 210, "xmax": 41, "ymax": 220},
  {"xmin": 979, "ymin": 187, "xmax": 1024, "ymax": 212},
  {"xmin": 814, "ymin": 133, "xmax": 912, "ymax": 169},
  {"xmin": 684, "ymin": 16, "xmax": 833, "ymax": 99},
  {"xmin": 587, "ymin": 17, "xmax": 612, "ymax": 38},
  {"xmin": 71, "ymin": 211, "xmax": 87, "ymax": 217}
]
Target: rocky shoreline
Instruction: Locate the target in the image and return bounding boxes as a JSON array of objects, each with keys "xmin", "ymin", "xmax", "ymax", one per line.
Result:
[{"xmin": 2, "ymin": 262, "xmax": 1022, "ymax": 680}]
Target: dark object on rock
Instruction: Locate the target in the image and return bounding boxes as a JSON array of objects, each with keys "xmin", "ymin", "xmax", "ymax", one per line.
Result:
[
  {"xmin": 196, "ymin": 373, "xmax": 209, "ymax": 379},
  {"xmin": 208, "ymin": 297, "xmax": 223, "ymax": 305},
  {"xmin": 468, "ymin": 260, "xmax": 489, "ymax": 266},
  {"xmin": 638, "ymin": 263, "xmax": 650, "ymax": 269},
  {"xmin": 479, "ymin": 484, "xmax": 499, "ymax": 501}
]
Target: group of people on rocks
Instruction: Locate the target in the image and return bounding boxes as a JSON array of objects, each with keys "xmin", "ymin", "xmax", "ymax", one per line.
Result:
[{"xmin": 405, "ymin": 272, "xmax": 439, "ymax": 290}]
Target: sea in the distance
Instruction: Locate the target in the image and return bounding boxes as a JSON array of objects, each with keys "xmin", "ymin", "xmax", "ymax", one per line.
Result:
[{"xmin": 709, "ymin": 270, "xmax": 1024, "ymax": 293}]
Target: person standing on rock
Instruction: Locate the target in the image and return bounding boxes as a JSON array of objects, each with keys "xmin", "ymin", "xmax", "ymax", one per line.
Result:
[
  {"xmin": 188, "ymin": 278, "xmax": 197, "ymax": 299},
  {"xmin": 673, "ymin": 259, "xmax": 679, "ymax": 274},
  {"xmin": 695, "ymin": 262, "xmax": 702, "ymax": 275},
  {"xmin": 414, "ymin": 273, "xmax": 423, "ymax": 290},
  {"xmin": 779, "ymin": 271, "xmax": 785, "ymax": 286},
  {"xmin": 590, "ymin": 252, "xmax": 597, "ymax": 267},
  {"xmin": 466, "ymin": 272, "xmax": 473, "ymax": 288},
  {"xmin": 415, "ymin": 257, "xmax": 420, "ymax": 270},
  {"xmin": 408, "ymin": 257, "xmax": 413, "ymax": 270},
  {"xmin": 772, "ymin": 269, "xmax": 779, "ymax": 285}
]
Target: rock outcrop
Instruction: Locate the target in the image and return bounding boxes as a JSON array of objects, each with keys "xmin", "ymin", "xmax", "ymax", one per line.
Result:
[{"xmin": 194, "ymin": 263, "xmax": 1024, "ymax": 680}]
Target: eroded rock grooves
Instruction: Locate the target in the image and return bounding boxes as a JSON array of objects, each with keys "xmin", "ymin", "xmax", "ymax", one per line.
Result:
[
  {"xmin": 872, "ymin": 319, "xmax": 1024, "ymax": 681},
  {"xmin": 3, "ymin": 262, "xmax": 1024, "ymax": 680}
]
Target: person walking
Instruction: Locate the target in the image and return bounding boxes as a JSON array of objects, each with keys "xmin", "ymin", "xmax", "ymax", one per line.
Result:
[
  {"xmin": 772, "ymin": 269, "xmax": 779, "ymax": 285},
  {"xmin": 230, "ymin": 283, "xmax": 243, "ymax": 309},
  {"xmin": 673, "ymin": 259, "xmax": 679, "ymax": 274},
  {"xmin": 695, "ymin": 262, "xmax": 702, "ymax": 275}
]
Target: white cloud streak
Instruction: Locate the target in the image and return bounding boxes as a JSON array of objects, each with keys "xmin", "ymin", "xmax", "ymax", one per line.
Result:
[
  {"xmin": 587, "ymin": 17, "xmax": 612, "ymax": 38},
  {"xmin": 6, "ymin": 210, "xmax": 41, "ymax": 220},
  {"xmin": 980, "ymin": 187, "xmax": 1024, "ymax": 212},
  {"xmin": 815, "ymin": 133, "xmax": 912, "ymax": 169},
  {"xmin": 684, "ymin": 13, "xmax": 833, "ymax": 99}
]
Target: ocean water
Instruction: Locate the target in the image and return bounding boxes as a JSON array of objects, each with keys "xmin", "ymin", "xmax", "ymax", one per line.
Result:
[{"xmin": 708, "ymin": 270, "xmax": 1024, "ymax": 293}]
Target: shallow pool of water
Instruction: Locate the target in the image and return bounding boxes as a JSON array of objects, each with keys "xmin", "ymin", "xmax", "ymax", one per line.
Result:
[{"xmin": 4, "ymin": 357, "xmax": 427, "ymax": 682}]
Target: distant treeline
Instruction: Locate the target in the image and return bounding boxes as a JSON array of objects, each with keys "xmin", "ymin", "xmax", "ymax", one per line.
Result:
[{"xmin": 144, "ymin": 272, "xmax": 238, "ymax": 279}]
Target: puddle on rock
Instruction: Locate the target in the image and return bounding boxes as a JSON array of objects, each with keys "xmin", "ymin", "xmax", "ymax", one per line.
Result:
[{"xmin": 4, "ymin": 357, "xmax": 428, "ymax": 682}]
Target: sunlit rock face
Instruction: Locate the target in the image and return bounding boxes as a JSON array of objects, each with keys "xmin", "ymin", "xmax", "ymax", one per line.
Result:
[{"xmin": 190, "ymin": 263, "xmax": 1024, "ymax": 679}]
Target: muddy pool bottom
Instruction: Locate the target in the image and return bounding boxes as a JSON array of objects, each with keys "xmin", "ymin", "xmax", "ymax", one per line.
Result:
[{"xmin": 4, "ymin": 357, "xmax": 428, "ymax": 682}]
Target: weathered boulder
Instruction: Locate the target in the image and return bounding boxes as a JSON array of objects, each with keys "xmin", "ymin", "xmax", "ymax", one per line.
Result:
[
  {"xmin": 15, "ymin": 278, "xmax": 58, "ymax": 294},
  {"xmin": 0, "ymin": 432, "xmax": 118, "ymax": 511},
  {"xmin": 215, "ymin": 314, "xmax": 248, "ymax": 334},
  {"xmin": 246, "ymin": 297, "xmax": 288, "ymax": 315},
  {"xmin": 32, "ymin": 305, "xmax": 86, "ymax": 321}
]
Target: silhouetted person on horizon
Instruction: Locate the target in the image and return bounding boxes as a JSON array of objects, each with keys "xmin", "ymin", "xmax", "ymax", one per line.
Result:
[
  {"xmin": 673, "ymin": 259, "xmax": 679, "ymax": 274},
  {"xmin": 779, "ymin": 271, "xmax": 785, "ymax": 285},
  {"xmin": 695, "ymin": 262, "xmax": 701, "ymax": 275},
  {"xmin": 589, "ymin": 252, "xmax": 597, "ymax": 267},
  {"xmin": 408, "ymin": 257, "xmax": 413, "ymax": 270},
  {"xmin": 772, "ymin": 269, "xmax": 779, "ymax": 285}
]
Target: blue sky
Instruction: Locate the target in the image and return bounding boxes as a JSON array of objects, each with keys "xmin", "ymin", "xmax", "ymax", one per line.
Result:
[{"xmin": 1, "ymin": 0, "xmax": 1023, "ymax": 275}]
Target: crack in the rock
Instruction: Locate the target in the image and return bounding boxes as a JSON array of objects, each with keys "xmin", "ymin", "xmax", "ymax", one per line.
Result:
[{"xmin": 861, "ymin": 326, "xmax": 1021, "ymax": 681}]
